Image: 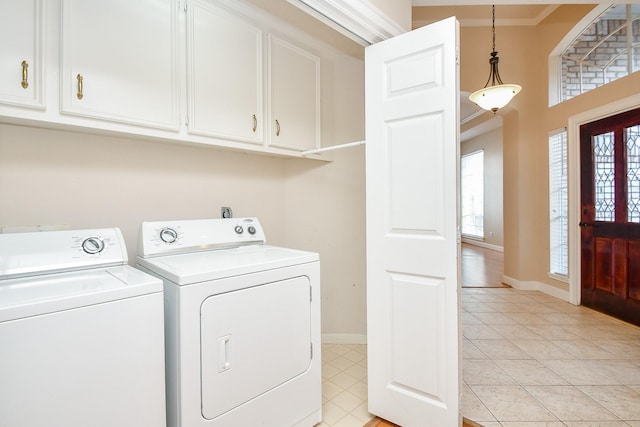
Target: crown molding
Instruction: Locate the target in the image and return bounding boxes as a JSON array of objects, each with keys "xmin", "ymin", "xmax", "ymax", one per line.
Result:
[{"xmin": 286, "ymin": 0, "xmax": 405, "ymax": 46}]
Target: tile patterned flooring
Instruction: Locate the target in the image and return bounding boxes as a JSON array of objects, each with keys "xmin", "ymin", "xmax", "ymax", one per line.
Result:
[
  {"xmin": 319, "ymin": 287, "xmax": 640, "ymax": 426},
  {"xmin": 462, "ymin": 287, "xmax": 640, "ymax": 426},
  {"xmin": 319, "ymin": 343, "xmax": 373, "ymax": 427}
]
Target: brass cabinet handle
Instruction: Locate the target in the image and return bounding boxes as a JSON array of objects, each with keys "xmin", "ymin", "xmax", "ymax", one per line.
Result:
[
  {"xmin": 76, "ymin": 74, "xmax": 83, "ymax": 100},
  {"xmin": 275, "ymin": 119, "xmax": 280, "ymax": 136},
  {"xmin": 21, "ymin": 61, "xmax": 29, "ymax": 89},
  {"xmin": 252, "ymin": 114, "xmax": 257, "ymax": 132}
]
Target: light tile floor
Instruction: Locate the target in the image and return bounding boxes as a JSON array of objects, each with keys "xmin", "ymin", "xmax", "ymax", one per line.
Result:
[
  {"xmin": 319, "ymin": 287, "xmax": 640, "ymax": 426},
  {"xmin": 463, "ymin": 287, "xmax": 640, "ymax": 427},
  {"xmin": 319, "ymin": 343, "xmax": 373, "ymax": 427}
]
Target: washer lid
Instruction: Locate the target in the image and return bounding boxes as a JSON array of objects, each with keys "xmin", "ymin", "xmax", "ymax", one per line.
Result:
[
  {"xmin": 0, "ymin": 265, "xmax": 162, "ymax": 322},
  {"xmin": 136, "ymin": 244, "xmax": 319, "ymax": 285}
]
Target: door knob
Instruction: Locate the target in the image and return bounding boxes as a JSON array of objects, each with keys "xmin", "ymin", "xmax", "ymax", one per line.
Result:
[{"xmin": 579, "ymin": 222, "xmax": 598, "ymax": 228}]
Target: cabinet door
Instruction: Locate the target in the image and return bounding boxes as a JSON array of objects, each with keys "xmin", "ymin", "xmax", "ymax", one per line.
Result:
[
  {"xmin": 268, "ymin": 36, "xmax": 320, "ymax": 151},
  {"xmin": 0, "ymin": 0, "xmax": 44, "ymax": 109},
  {"xmin": 61, "ymin": 0, "xmax": 179, "ymax": 130},
  {"xmin": 187, "ymin": 0, "xmax": 263, "ymax": 144}
]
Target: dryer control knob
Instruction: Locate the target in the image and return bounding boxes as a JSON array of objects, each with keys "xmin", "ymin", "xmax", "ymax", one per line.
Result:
[
  {"xmin": 82, "ymin": 236, "xmax": 105, "ymax": 255},
  {"xmin": 234, "ymin": 225, "xmax": 244, "ymax": 234},
  {"xmin": 248, "ymin": 226, "xmax": 256, "ymax": 235},
  {"xmin": 159, "ymin": 227, "xmax": 178, "ymax": 244}
]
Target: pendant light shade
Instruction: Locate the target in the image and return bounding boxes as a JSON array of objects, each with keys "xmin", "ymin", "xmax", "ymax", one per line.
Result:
[
  {"xmin": 469, "ymin": 6, "xmax": 521, "ymax": 113},
  {"xmin": 469, "ymin": 83, "xmax": 521, "ymax": 112}
]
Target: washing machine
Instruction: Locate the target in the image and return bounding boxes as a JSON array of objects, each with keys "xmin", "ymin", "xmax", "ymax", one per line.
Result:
[
  {"xmin": 136, "ymin": 217, "xmax": 321, "ymax": 427},
  {"xmin": 0, "ymin": 228, "xmax": 166, "ymax": 427}
]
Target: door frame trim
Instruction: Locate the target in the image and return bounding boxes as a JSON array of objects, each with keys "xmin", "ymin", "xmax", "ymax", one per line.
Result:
[{"xmin": 567, "ymin": 94, "xmax": 640, "ymax": 305}]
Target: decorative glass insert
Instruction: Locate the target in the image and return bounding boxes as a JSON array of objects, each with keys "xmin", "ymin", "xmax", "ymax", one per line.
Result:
[
  {"xmin": 461, "ymin": 150, "xmax": 484, "ymax": 238},
  {"xmin": 549, "ymin": 131, "xmax": 568, "ymax": 276},
  {"xmin": 594, "ymin": 131, "xmax": 616, "ymax": 221},
  {"xmin": 561, "ymin": 4, "xmax": 640, "ymax": 102},
  {"xmin": 627, "ymin": 124, "xmax": 640, "ymax": 222}
]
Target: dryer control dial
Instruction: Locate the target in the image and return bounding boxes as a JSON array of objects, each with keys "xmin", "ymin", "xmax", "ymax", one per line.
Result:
[
  {"xmin": 81, "ymin": 236, "xmax": 105, "ymax": 255},
  {"xmin": 159, "ymin": 227, "xmax": 178, "ymax": 244},
  {"xmin": 248, "ymin": 226, "xmax": 256, "ymax": 235},
  {"xmin": 234, "ymin": 225, "xmax": 244, "ymax": 234}
]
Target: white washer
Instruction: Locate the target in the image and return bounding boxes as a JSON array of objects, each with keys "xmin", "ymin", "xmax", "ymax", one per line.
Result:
[
  {"xmin": 0, "ymin": 228, "xmax": 166, "ymax": 427},
  {"xmin": 136, "ymin": 218, "xmax": 321, "ymax": 427}
]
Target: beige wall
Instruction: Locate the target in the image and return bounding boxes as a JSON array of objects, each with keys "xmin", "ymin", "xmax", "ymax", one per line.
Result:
[
  {"xmin": 0, "ymin": 36, "xmax": 368, "ymax": 337},
  {"xmin": 284, "ymin": 54, "xmax": 366, "ymax": 336},
  {"xmin": 0, "ymin": 124, "xmax": 287, "ymax": 258},
  {"xmin": 461, "ymin": 127, "xmax": 504, "ymax": 248},
  {"xmin": 460, "ymin": 23, "xmax": 538, "ymax": 283},
  {"xmin": 7, "ymin": 2, "xmax": 636, "ymax": 339},
  {"xmin": 369, "ymin": 0, "xmax": 412, "ymax": 32},
  {"xmin": 461, "ymin": 4, "xmax": 640, "ymax": 293}
]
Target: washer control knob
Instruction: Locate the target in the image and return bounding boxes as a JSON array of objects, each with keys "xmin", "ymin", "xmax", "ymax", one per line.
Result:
[
  {"xmin": 159, "ymin": 227, "xmax": 178, "ymax": 244},
  {"xmin": 82, "ymin": 236, "xmax": 105, "ymax": 255},
  {"xmin": 234, "ymin": 225, "xmax": 244, "ymax": 234},
  {"xmin": 248, "ymin": 226, "xmax": 256, "ymax": 235}
]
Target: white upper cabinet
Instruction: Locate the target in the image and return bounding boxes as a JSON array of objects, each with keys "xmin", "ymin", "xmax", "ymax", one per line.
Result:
[
  {"xmin": 61, "ymin": 0, "xmax": 179, "ymax": 130},
  {"xmin": 0, "ymin": 0, "xmax": 45, "ymax": 110},
  {"xmin": 188, "ymin": 1, "xmax": 321, "ymax": 152},
  {"xmin": 268, "ymin": 36, "xmax": 320, "ymax": 151},
  {"xmin": 0, "ymin": 0, "xmax": 326, "ymax": 158},
  {"xmin": 187, "ymin": 0, "xmax": 263, "ymax": 144}
]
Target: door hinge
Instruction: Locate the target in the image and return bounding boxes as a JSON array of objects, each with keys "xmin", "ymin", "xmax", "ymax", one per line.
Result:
[{"xmin": 310, "ymin": 342, "xmax": 313, "ymax": 359}]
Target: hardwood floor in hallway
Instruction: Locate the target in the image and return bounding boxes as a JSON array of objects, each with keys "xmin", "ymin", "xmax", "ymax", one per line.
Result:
[{"xmin": 462, "ymin": 243, "xmax": 507, "ymax": 288}]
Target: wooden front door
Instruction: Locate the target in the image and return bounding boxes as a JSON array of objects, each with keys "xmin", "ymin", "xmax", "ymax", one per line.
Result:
[{"xmin": 580, "ymin": 106, "xmax": 640, "ymax": 326}]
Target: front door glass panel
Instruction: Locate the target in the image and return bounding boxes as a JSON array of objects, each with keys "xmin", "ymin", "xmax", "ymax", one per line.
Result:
[
  {"xmin": 627, "ymin": 124, "xmax": 640, "ymax": 222},
  {"xmin": 594, "ymin": 131, "xmax": 615, "ymax": 221}
]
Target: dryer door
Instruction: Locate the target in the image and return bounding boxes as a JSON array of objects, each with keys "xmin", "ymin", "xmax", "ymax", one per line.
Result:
[{"xmin": 200, "ymin": 275, "xmax": 312, "ymax": 420}]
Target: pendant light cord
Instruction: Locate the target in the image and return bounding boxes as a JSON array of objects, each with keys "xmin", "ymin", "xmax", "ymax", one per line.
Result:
[
  {"xmin": 492, "ymin": 5, "xmax": 496, "ymax": 53},
  {"xmin": 486, "ymin": 4, "xmax": 502, "ymax": 87}
]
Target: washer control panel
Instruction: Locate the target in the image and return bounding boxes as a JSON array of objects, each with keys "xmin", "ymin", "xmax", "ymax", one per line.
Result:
[
  {"xmin": 138, "ymin": 217, "xmax": 266, "ymax": 258},
  {"xmin": 0, "ymin": 228, "xmax": 128, "ymax": 279}
]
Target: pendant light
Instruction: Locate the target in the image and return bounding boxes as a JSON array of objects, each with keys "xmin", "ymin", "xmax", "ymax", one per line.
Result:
[{"xmin": 469, "ymin": 5, "xmax": 521, "ymax": 113}]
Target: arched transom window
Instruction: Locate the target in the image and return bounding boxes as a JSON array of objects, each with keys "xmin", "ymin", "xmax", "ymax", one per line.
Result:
[{"xmin": 560, "ymin": 4, "xmax": 640, "ymax": 102}]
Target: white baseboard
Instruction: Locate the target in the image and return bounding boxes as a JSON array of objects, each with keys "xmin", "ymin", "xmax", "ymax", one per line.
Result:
[
  {"xmin": 461, "ymin": 238, "xmax": 504, "ymax": 253},
  {"xmin": 502, "ymin": 275, "xmax": 570, "ymax": 302},
  {"xmin": 321, "ymin": 333, "xmax": 367, "ymax": 345}
]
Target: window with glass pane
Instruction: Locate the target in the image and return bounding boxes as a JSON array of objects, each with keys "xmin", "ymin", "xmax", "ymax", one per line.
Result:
[
  {"xmin": 628, "ymin": 124, "xmax": 640, "ymax": 222},
  {"xmin": 549, "ymin": 131, "xmax": 568, "ymax": 276},
  {"xmin": 594, "ymin": 131, "xmax": 616, "ymax": 221},
  {"xmin": 461, "ymin": 150, "xmax": 484, "ymax": 238},
  {"xmin": 560, "ymin": 4, "xmax": 640, "ymax": 102}
]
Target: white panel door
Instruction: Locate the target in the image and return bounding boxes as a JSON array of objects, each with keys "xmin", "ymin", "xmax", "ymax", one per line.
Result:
[{"xmin": 366, "ymin": 17, "xmax": 460, "ymax": 427}]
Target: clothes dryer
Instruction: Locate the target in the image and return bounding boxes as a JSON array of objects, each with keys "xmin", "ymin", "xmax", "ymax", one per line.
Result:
[
  {"xmin": 136, "ymin": 217, "xmax": 321, "ymax": 427},
  {"xmin": 0, "ymin": 228, "xmax": 166, "ymax": 427}
]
